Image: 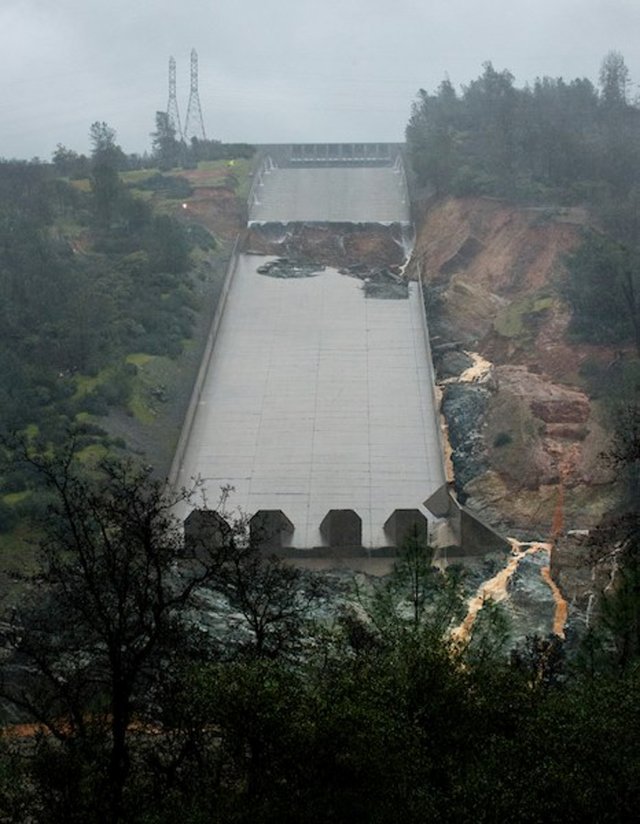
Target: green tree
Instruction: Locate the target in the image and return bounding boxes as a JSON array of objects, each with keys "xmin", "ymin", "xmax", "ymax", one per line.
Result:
[
  {"xmin": 150, "ymin": 112, "xmax": 182, "ymax": 171},
  {"xmin": 145, "ymin": 214, "xmax": 190, "ymax": 274},
  {"xmin": 406, "ymin": 55, "xmax": 640, "ymax": 203},
  {"xmin": 89, "ymin": 122, "xmax": 126, "ymax": 170},
  {"xmin": 89, "ymin": 122, "xmax": 126, "ymax": 226},
  {"xmin": 562, "ymin": 230, "xmax": 640, "ymax": 353},
  {"xmin": 91, "ymin": 163, "xmax": 121, "ymax": 226},
  {"xmin": 52, "ymin": 144, "xmax": 90, "ymax": 179},
  {"xmin": 362, "ymin": 532, "xmax": 465, "ymax": 642},
  {"xmin": 1, "ymin": 444, "xmax": 229, "ymax": 823},
  {"xmin": 406, "ymin": 81, "xmax": 460, "ymax": 193}
]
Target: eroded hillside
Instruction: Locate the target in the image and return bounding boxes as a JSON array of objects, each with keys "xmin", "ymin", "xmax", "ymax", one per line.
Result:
[{"xmin": 410, "ymin": 196, "xmax": 619, "ymax": 537}]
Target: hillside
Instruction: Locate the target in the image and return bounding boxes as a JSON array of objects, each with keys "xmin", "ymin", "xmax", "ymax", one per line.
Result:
[
  {"xmin": 0, "ymin": 157, "xmax": 253, "ymax": 594},
  {"xmin": 410, "ymin": 196, "xmax": 619, "ymax": 537},
  {"xmin": 98, "ymin": 160, "xmax": 252, "ymax": 467}
]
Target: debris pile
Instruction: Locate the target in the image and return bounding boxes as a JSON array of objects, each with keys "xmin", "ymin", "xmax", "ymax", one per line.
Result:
[
  {"xmin": 256, "ymin": 258, "xmax": 325, "ymax": 278},
  {"xmin": 339, "ymin": 264, "xmax": 409, "ymax": 299}
]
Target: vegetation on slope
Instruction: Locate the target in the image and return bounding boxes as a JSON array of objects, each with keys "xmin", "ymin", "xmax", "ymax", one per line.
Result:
[
  {"xmin": 409, "ymin": 53, "xmax": 640, "ymax": 702},
  {"xmin": 1, "ymin": 446, "xmax": 640, "ymax": 823},
  {"xmin": 408, "ymin": 51, "xmax": 640, "ymax": 360},
  {"xmin": 0, "ymin": 122, "xmax": 253, "ymax": 569},
  {"xmin": 407, "ymin": 51, "xmax": 638, "ymax": 204},
  {"xmin": 2, "ymin": 58, "xmax": 640, "ymax": 821}
]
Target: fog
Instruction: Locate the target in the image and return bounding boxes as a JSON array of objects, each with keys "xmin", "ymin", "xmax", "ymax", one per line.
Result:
[{"xmin": 2, "ymin": 0, "xmax": 640, "ymax": 159}]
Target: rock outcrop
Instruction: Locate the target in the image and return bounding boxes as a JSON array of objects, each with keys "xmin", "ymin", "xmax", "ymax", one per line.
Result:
[{"xmin": 413, "ymin": 196, "xmax": 619, "ymax": 537}]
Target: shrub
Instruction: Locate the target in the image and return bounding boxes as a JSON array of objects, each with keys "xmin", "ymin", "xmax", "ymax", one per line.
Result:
[
  {"xmin": 493, "ymin": 431, "xmax": 513, "ymax": 448},
  {"xmin": 0, "ymin": 500, "xmax": 18, "ymax": 533}
]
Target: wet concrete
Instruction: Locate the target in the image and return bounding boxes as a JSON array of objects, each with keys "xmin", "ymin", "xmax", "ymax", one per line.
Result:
[
  {"xmin": 340, "ymin": 266, "xmax": 409, "ymax": 300},
  {"xmin": 249, "ymin": 165, "xmax": 410, "ymax": 225},
  {"xmin": 173, "ymin": 254, "xmax": 445, "ymax": 549}
]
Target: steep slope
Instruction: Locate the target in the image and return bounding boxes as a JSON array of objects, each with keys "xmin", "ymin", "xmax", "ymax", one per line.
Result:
[{"xmin": 411, "ymin": 196, "xmax": 618, "ymax": 537}]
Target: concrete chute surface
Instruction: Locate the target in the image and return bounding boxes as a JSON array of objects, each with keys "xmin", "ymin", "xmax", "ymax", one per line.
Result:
[{"xmin": 173, "ymin": 146, "xmax": 445, "ymax": 553}]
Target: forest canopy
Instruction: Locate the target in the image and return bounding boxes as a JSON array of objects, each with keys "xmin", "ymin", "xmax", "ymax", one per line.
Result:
[
  {"xmin": 407, "ymin": 51, "xmax": 640, "ymax": 360},
  {"xmin": 406, "ymin": 51, "xmax": 640, "ymax": 205},
  {"xmin": 0, "ymin": 122, "xmax": 220, "ymax": 538}
]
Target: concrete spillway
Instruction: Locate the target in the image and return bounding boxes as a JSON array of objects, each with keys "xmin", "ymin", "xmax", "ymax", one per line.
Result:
[
  {"xmin": 170, "ymin": 150, "xmax": 454, "ymax": 553},
  {"xmin": 174, "ymin": 254, "xmax": 445, "ymax": 549},
  {"xmin": 249, "ymin": 165, "xmax": 410, "ymax": 225}
]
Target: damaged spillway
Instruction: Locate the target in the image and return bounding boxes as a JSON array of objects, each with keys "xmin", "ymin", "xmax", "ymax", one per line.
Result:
[
  {"xmin": 173, "ymin": 253, "xmax": 445, "ymax": 552},
  {"xmin": 171, "ymin": 146, "xmax": 450, "ymax": 556},
  {"xmin": 245, "ymin": 151, "xmax": 412, "ymax": 269}
]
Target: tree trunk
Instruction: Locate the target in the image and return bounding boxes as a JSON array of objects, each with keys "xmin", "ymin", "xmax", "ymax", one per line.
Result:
[{"xmin": 109, "ymin": 679, "xmax": 131, "ymax": 823}]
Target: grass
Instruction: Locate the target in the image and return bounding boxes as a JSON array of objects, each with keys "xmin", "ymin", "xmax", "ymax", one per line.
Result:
[
  {"xmin": 128, "ymin": 390, "xmax": 156, "ymax": 425},
  {"xmin": 230, "ymin": 158, "xmax": 253, "ymax": 200},
  {"xmin": 21, "ymin": 423, "xmax": 39, "ymax": 441},
  {"xmin": 72, "ymin": 359, "xmax": 157, "ymax": 424},
  {"xmin": 121, "ymin": 158, "xmax": 253, "ymax": 231},
  {"xmin": 124, "ymin": 352, "xmax": 183, "ymax": 425},
  {"xmin": 75, "ymin": 411, "xmax": 98, "ymax": 424},
  {"xmin": 173, "ymin": 159, "xmax": 253, "ymax": 193},
  {"xmin": 75, "ymin": 157, "xmax": 252, "ymax": 199},
  {"xmin": 120, "ymin": 168, "xmax": 160, "ymax": 184},
  {"xmin": 73, "ymin": 367, "xmax": 114, "ymax": 399},
  {"xmin": 127, "ymin": 189, "xmax": 155, "ymax": 201},
  {"xmin": 2, "ymin": 491, "xmax": 31, "ymax": 507},
  {"xmin": 126, "ymin": 352, "xmax": 155, "ymax": 368},
  {"xmin": 70, "ymin": 178, "xmax": 91, "ymax": 192},
  {"xmin": 54, "ymin": 217, "xmax": 88, "ymax": 238},
  {"xmin": 494, "ymin": 293, "xmax": 555, "ymax": 339}
]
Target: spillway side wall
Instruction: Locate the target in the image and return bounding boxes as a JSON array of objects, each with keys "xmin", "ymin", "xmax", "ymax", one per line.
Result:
[
  {"xmin": 416, "ymin": 260, "xmax": 447, "ymax": 497},
  {"xmin": 168, "ymin": 236, "xmax": 241, "ymax": 491}
]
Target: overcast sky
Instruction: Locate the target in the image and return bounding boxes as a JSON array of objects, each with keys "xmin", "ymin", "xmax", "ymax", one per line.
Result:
[{"xmin": 2, "ymin": 0, "xmax": 639, "ymax": 160}]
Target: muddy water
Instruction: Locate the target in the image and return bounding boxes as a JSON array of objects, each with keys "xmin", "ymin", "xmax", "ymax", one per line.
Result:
[
  {"xmin": 434, "ymin": 350, "xmax": 571, "ymax": 644},
  {"xmin": 452, "ymin": 539, "xmax": 569, "ymax": 643},
  {"xmin": 458, "ymin": 351, "xmax": 493, "ymax": 383},
  {"xmin": 541, "ymin": 565, "xmax": 569, "ymax": 638}
]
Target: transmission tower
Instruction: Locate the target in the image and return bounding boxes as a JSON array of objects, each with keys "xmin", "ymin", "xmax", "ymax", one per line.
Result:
[
  {"xmin": 184, "ymin": 48, "xmax": 207, "ymax": 142},
  {"xmin": 166, "ymin": 56, "xmax": 183, "ymax": 141}
]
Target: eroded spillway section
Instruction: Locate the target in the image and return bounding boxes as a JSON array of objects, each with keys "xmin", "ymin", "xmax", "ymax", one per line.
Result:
[
  {"xmin": 174, "ymin": 149, "xmax": 448, "ymax": 553},
  {"xmin": 175, "ymin": 254, "xmax": 445, "ymax": 550}
]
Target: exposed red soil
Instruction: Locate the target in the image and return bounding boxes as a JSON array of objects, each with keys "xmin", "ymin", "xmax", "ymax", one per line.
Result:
[
  {"xmin": 414, "ymin": 196, "xmax": 620, "ymax": 535},
  {"xmin": 180, "ymin": 185, "xmax": 247, "ymax": 242},
  {"xmin": 414, "ymin": 197, "xmax": 584, "ymax": 294}
]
